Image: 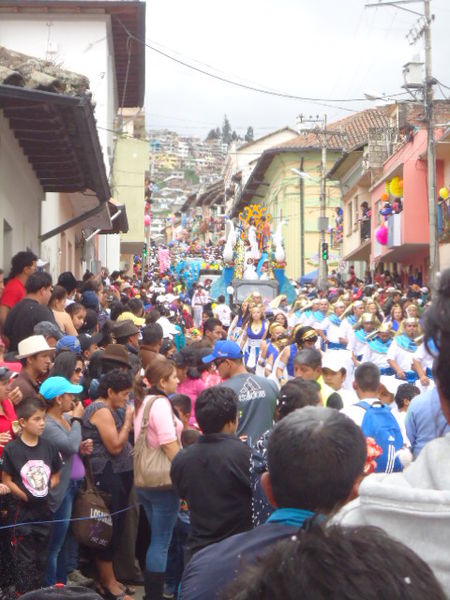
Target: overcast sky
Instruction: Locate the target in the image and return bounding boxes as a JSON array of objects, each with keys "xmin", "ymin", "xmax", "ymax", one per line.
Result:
[{"xmin": 144, "ymin": 0, "xmax": 450, "ymax": 138}]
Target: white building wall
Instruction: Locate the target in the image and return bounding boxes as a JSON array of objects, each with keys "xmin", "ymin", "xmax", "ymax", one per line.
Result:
[
  {"xmin": 0, "ymin": 14, "xmax": 119, "ymax": 270},
  {"xmin": 0, "ymin": 115, "xmax": 43, "ymax": 267},
  {"xmin": 40, "ymin": 193, "xmax": 83, "ymax": 281}
]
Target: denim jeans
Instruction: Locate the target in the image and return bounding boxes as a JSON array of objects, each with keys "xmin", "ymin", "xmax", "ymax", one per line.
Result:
[
  {"xmin": 44, "ymin": 479, "xmax": 80, "ymax": 585},
  {"xmin": 164, "ymin": 513, "xmax": 190, "ymax": 594},
  {"xmin": 137, "ymin": 488, "xmax": 179, "ymax": 572}
]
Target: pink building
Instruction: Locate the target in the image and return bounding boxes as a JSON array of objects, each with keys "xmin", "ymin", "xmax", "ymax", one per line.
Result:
[{"xmin": 370, "ymin": 128, "xmax": 446, "ymax": 283}]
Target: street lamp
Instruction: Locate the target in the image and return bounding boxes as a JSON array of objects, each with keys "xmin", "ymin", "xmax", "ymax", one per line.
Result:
[{"xmin": 290, "ymin": 167, "xmax": 320, "ymax": 183}]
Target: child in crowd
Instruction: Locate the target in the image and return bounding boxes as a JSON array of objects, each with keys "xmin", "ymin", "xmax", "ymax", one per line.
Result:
[
  {"xmin": 66, "ymin": 302, "xmax": 87, "ymax": 333},
  {"xmin": 2, "ymin": 397, "xmax": 62, "ymax": 594}
]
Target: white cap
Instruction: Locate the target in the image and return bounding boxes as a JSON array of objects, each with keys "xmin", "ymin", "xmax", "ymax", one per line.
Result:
[
  {"xmin": 17, "ymin": 335, "xmax": 52, "ymax": 359},
  {"xmin": 322, "ymin": 353, "xmax": 347, "ymax": 372},
  {"xmin": 156, "ymin": 317, "xmax": 179, "ymax": 338}
]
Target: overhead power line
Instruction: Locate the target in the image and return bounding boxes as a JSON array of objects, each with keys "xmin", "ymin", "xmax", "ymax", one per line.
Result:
[{"xmin": 114, "ymin": 17, "xmax": 407, "ymax": 113}]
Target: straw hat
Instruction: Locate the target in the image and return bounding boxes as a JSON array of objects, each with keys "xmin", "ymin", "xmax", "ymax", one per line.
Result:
[{"xmin": 17, "ymin": 335, "xmax": 53, "ymax": 359}]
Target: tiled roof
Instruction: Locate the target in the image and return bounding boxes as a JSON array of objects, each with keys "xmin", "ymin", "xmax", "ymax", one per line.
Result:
[
  {"xmin": 277, "ymin": 106, "xmax": 392, "ymax": 152},
  {"xmin": 0, "ymin": 46, "xmax": 90, "ymax": 96}
]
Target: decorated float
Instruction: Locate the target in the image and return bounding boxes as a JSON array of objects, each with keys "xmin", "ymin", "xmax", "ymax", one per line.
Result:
[{"xmin": 210, "ymin": 204, "xmax": 296, "ymax": 305}]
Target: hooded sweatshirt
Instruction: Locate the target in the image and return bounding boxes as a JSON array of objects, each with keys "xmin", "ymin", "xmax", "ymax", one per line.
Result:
[{"xmin": 333, "ymin": 433, "xmax": 450, "ymax": 595}]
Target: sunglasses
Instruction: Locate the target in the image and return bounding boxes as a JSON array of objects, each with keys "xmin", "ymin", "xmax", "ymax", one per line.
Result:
[
  {"xmin": 303, "ymin": 336, "xmax": 318, "ymax": 344},
  {"xmin": 214, "ymin": 358, "xmax": 228, "ymax": 367},
  {"xmin": 74, "ymin": 367, "xmax": 83, "ymax": 374}
]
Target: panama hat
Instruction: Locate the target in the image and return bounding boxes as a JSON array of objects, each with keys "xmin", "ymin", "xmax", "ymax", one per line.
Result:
[{"xmin": 17, "ymin": 335, "xmax": 53, "ymax": 359}]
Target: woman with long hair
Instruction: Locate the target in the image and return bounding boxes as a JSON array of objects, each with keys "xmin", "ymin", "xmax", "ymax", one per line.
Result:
[
  {"xmin": 386, "ymin": 304, "xmax": 404, "ymax": 332},
  {"xmin": 134, "ymin": 357, "xmax": 182, "ymax": 600},
  {"xmin": 227, "ymin": 298, "xmax": 250, "ymax": 343},
  {"xmin": 50, "ymin": 352, "xmax": 84, "ymax": 385}
]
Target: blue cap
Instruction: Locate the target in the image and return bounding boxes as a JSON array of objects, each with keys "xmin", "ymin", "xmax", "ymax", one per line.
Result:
[
  {"xmin": 40, "ymin": 376, "xmax": 83, "ymax": 400},
  {"xmin": 56, "ymin": 335, "xmax": 81, "ymax": 354},
  {"xmin": 202, "ymin": 340, "xmax": 243, "ymax": 364}
]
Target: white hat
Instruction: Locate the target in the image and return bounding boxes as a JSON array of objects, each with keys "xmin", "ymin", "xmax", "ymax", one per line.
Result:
[
  {"xmin": 165, "ymin": 293, "xmax": 176, "ymax": 303},
  {"xmin": 17, "ymin": 335, "xmax": 52, "ymax": 359},
  {"xmin": 121, "ymin": 282, "xmax": 132, "ymax": 290},
  {"xmin": 322, "ymin": 353, "xmax": 347, "ymax": 372},
  {"xmin": 380, "ymin": 375, "xmax": 401, "ymax": 395}
]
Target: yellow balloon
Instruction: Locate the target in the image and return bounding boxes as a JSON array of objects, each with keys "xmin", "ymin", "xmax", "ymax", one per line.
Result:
[
  {"xmin": 439, "ymin": 187, "xmax": 449, "ymax": 200},
  {"xmin": 389, "ymin": 176, "xmax": 403, "ymax": 198}
]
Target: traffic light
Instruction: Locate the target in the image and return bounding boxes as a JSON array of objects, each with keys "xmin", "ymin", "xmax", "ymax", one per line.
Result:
[
  {"xmin": 142, "ymin": 243, "xmax": 148, "ymax": 257},
  {"xmin": 321, "ymin": 242, "xmax": 329, "ymax": 261}
]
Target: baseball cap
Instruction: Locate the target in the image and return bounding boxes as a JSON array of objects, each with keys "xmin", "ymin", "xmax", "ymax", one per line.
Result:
[
  {"xmin": 39, "ymin": 376, "xmax": 83, "ymax": 400},
  {"xmin": 56, "ymin": 335, "xmax": 81, "ymax": 354},
  {"xmin": 202, "ymin": 340, "xmax": 243, "ymax": 364}
]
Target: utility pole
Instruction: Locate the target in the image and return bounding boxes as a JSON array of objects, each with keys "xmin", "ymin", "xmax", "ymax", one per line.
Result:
[
  {"xmin": 423, "ymin": 0, "xmax": 439, "ymax": 284},
  {"xmin": 299, "ymin": 156, "xmax": 305, "ymax": 277},
  {"xmin": 319, "ymin": 115, "xmax": 328, "ymax": 290},
  {"xmin": 365, "ymin": 0, "xmax": 439, "ymax": 283}
]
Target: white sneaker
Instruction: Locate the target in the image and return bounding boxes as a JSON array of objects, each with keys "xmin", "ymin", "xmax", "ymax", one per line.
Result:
[{"xmin": 67, "ymin": 569, "xmax": 95, "ymax": 587}]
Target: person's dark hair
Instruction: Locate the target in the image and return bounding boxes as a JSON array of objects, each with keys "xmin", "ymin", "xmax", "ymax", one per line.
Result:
[
  {"xmin": 203, "ymin": 317, "xmax": 222, "ymax": 334},
  {"xmin": 127, "ymin": 298, "xmax": 144, "ymax": 316},
  {"xmin": 277, "ymin": 379, "xmax": 321, "ymax": 420},
  {"xmin": 395, "ymin": 383, "xmax": 420, "ymax": 410},
  {"xmin": 109, "ymin": 301, "xmax": 127, "ymax": 322},
  {"xmin": 222, "ymin": 522, "xmax": 446, "ymax": 600},
  {"xmin": 293, "ymin": 348, "xmax": 322, "ymax": 370},
  {"xmin": 66, "ymin": 302, "xmax": 86, "ymax": 317},
  {"xmin": 267, "ymin": 407, "xmax": 366, "ymax": 511},
  {"xmin": 57, "ymin": 271, "xmax": 78, "ymax": 294},
  {"xmin": 195, "ymin": 386, "xmax": 238, "ymax": 435},
  {"xmin": 181, "ymin": 428, "xmax": 201, "ymax": 447},
  {"xmin": 354, "ymin": 362, "xmax": 380, "ymax": 392},
  {"xmin": 49, "ymin": 352, "xmax": 82, "ymax": 380},
  {"xmin": 142, "ymin": 323, "xmax": 163, "ymax": 346},
  {"xmin": 16, "ymin": 397, "xmax": 46, "ymax": 420},
  {"xmin": 25, "ymin": 272, "xmax": 52, "ymax": 294},
  {"xmin": 81, "ymin": 349, "xmax": 104, "ymax": 400},
  {"xmin": 49, "ymin": 285, "xmax": 68, "ymax": 308},
  {"xmin": 218, "ymin": 295, "xmax": 225, "ymax": 304},
  {"xmin": 145, "ymin": 309, "xmax": 161, "ymax": 325},
  {"xmin": 160, "ymin": 338, "xmax": 175, "ymax": 357},
  {"xmin": 171, "ymin": 393, "xmax": 191, "ymax": 416},
  {"xmin": 8, "ymin": 251, "xmax": 37, "ymax": 280},
  {"xmin": 423, "ymin": 268, "xmax": 450, "ymax": 398},
  {"xmin": 97, "ymin": 369, "xmax": 132, "ymax": 398},
  {"xmin": 78, "ymin": 308, "xmax": 98, "ymax": 335},
  {"xmin": 294, "ymin": 327, "xmax": 316, "ymax": 347}
]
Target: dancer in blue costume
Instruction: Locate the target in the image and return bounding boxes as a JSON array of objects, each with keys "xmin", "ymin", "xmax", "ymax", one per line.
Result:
[
  {"xmin": 320, "ymin": 300, "xmax": 354, "ymax": 389},
  {"xmin": 275, "ymin": 326, "xmax": 318, "ymax": 387},
  {"xmin": 240, "ymin": 305, "xmax": 268, "ymax": 371},
  {"xmin": 387, "ymin": 317, "xmax": 422, "ymax": 384},
  {"xmin": 261, "ymin": 323, "xmax": 289, "ymax": 378},
  {"xmin": 227, "ymin": 298, "xmax": 250, "ymax": 343}
]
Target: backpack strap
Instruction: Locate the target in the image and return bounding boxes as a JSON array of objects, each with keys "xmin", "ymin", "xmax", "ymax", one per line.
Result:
[{"xmin": 356, "ymin": 400, "xmax": 383, "ymax": 411}]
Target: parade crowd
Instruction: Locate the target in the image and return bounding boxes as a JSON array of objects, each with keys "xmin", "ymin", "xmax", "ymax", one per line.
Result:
[{"xmin": 0, "ymin": 248, "xmax": 449, "ymax": 600}]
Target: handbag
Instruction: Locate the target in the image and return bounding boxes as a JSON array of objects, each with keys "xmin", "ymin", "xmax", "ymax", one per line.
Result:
[
  {"xmin": 133, "ymin": 395, "xmax": 175, "ymax": 490},
  {"xmin": 71, "ymin": 457, "xmax": 113, "ymax": 549}
]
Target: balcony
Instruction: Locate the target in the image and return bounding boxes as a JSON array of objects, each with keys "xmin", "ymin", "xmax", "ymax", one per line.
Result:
[
  {"xmin": 343, "ymin": 219, "xmax": 371, "ymax": 262},
  {"xmin": 387, "ymin": 213, "xmax": 402, "ymax": 248}
]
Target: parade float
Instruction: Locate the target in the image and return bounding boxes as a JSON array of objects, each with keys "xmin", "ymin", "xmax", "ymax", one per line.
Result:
[{"xmin": 210, "ymin": 204, "xmax": 296, "ymax": 305}]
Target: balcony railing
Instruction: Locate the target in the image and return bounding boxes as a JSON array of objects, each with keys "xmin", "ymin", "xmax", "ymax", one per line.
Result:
[{"xmin": 360, "ymin": 219, "xmax": 371, "ymax": 242}]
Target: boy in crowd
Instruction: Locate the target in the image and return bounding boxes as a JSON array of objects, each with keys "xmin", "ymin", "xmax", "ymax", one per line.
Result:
[
  {"xmin": 2, "ymin": 397, "xmax": 62, "ymax": 594},
  {"xmin": 180, "ymin": 406, "xmax": 366, "ymax": 600},
  {"xmin": 170, "ymin": 386, "xmax": 252, "ymax": 564}
]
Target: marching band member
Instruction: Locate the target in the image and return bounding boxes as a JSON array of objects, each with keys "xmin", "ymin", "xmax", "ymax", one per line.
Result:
[
  {"xmin": 348, "ymin": 313, "xmax": 381, "ymax": 367},
  {"xmin": 387, "ymin": 317, "xmax": 421, "ymax": 385},
  {"xmin": 339, "ymin": 300, "xmax": 365, "ymax": 346},
  {"xmin": 275, "ymin": 326, "xmax": 318, "ymax": 387}
]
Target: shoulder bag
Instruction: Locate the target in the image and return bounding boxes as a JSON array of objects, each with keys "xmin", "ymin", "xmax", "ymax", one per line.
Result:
[
  {"xmin": 133, "ymin": 395, "xmax": 176, "ymax": 490},
  {"xmin": 72, "ymin": 457, "xmax": 113, "ymax": 549}
]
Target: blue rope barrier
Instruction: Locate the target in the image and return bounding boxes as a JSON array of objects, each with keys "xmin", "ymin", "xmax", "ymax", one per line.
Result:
[{"xmin": 0, "ymin": 502, "xmax": 141, "ymax": 531}]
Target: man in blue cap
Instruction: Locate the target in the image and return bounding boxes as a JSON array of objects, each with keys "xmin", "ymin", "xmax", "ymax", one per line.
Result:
[{"xmin": 202, "ymin": 340, "xmax": 278, "ymax": 446}]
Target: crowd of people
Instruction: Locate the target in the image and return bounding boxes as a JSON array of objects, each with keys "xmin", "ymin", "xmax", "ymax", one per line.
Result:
[{"xmin": 0, "ymin": 249, "xmax": 448, "ymax": 600}]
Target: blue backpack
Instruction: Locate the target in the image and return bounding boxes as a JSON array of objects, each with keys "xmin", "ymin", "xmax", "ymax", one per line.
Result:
[{"xmin": 357, "ymin": 401, "xmax": 404, "ymax": 473}]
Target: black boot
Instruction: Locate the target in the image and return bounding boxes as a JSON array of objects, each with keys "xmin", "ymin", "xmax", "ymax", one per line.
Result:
[{"xmin": 144, "ymin": 571, "xmax": 165, "ymax": 600}]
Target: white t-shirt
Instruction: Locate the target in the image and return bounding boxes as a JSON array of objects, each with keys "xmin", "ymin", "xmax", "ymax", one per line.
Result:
[{"xmin": 213, "ymin": 303, "xmax": 232, "ymax": 327}]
